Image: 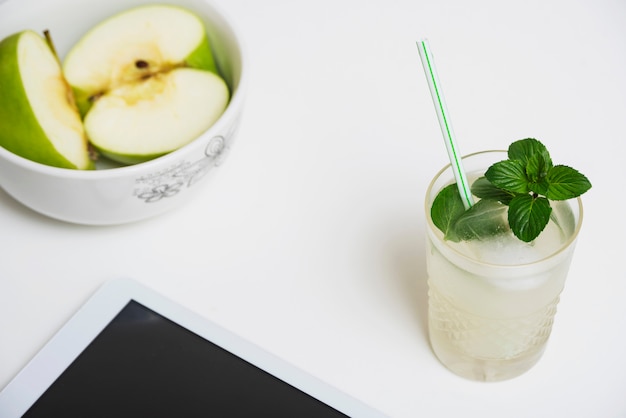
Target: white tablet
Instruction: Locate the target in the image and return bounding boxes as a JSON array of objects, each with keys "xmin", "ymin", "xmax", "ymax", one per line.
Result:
[{"xmin": 0, "ymin": 278, "xmax": 385, "ymax": 417}]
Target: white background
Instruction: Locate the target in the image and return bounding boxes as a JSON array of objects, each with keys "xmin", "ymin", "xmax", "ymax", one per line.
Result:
[{"xmin": 1, "ymin": 0, "xmax": 625, "ymax": 416}]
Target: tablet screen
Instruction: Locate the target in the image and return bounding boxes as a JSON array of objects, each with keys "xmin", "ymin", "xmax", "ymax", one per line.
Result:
[{"xmin": 23, "ymin": 300, "xmax": 348, "ymax": 417}]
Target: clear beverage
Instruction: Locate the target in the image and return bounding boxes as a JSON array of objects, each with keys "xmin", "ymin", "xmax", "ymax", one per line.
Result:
[{"xmin": 425, "ymin": 151, "xmax": 583, "ymax": 381}]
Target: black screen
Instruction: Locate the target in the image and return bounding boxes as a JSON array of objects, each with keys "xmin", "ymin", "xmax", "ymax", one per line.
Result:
[{"xmin": 24, "ymin": 301, "xmax": 348, "ymax": 417}]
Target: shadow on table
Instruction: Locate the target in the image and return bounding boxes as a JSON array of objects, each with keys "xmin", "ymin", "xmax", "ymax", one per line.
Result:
[{"xmin": 384, "ymin": 225, "xmax": 429, "ymax": 343}]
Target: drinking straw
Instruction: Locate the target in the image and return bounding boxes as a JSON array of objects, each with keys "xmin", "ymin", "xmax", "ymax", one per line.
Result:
[{"xmin": 417, "ymin": 39, "xmax": 474, "ymax": 209}]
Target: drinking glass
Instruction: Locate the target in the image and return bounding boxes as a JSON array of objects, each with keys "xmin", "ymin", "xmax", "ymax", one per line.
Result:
[{"xmin": 425, "ymin": 151, "xmax": 583, "ymax": 381}]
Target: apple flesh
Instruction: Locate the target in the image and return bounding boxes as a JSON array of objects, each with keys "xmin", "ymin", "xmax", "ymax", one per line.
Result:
[
  {"xmin": 85, "ymin": 68, "xmax": 228, "ymax": 164},
  {"xmin": 63, "ymin": 5, "xmax": 229, "ymax": 164},
  {"xmin": 0, "ymin": 30, "xmax": 93, "ymax": 169}
]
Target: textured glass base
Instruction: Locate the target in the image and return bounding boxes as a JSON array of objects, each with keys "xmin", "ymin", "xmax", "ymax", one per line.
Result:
[
  {"xmin": 428, "ymin": 281, "xmax": 559, "ymax": 382},
  {"xmin": 429, "ymin": 329, "xmax": 547, "ymax": 381}
]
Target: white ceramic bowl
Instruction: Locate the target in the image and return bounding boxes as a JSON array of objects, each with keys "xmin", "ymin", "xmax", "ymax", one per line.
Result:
[{"xmin": 0, "ymin": 0, "xmax": 246, "ymax": 225}]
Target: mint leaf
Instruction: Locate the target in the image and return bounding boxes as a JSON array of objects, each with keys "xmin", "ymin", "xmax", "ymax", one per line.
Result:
[
  {"xmin": 430, "ymin": 183, "xmax": 465, "ymax": 242},
  {"xmin": 485, "ymin": 160, "xmax": 529, "ymax": 194},
  {"xmin": 508, "ymin": 138, "xmax": 552, "ymax": 167},
  {"xmin": 454, "ymin": 199, "xmax": 509, "ymax": 240},
  {"xmin": 507, "ymin": 194, "xmax": 552, "ymax": 242},
  {"xmin": 526, "ymin": 152, "xmax": 552, "ymax": 182},
  {"xmin": 507, "ymin": 138, "xmax": 553, "ymax": 196},
  {"xmin": 529, "ymin": 180, "xmax": 550, "ymax": 196},
  {"xmin": 545, "ymin": 165, "xmax": 592, "ymax": 200},
  {"xmin": 471, "ymin": 176, "xmax": 515, "ymax": 204},
  {"xmin": 527, "ymin": 152, "xmax": 551, "ymax": 195}
]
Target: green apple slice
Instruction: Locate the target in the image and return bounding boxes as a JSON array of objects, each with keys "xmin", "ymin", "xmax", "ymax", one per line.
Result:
[
  {"xmin": 63, "ymin": 4, "xmax": 229, "ymax": 164},
  {"xmin": 64, "ymin": 4, "xmax": 221, "ymax": 117},
  {"xmin": 0, "ymin": 30, "xmax": 93, "ymax": 170},
  {"xmin": 84, "ymin": 67, "xmax": 229, "ymax": 164}
]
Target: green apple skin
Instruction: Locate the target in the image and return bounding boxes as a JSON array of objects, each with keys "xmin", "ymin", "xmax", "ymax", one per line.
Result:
[
  {"xmin": 0, "ymin": 31, "xmax": 93, "ymax": 170},
  {"xmin": 64, "ymin": 5, "xmax": 222, "ymax": 118}
]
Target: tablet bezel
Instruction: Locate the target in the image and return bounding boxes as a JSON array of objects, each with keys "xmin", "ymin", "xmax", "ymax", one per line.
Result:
[{"xmin": 0, "ymin": 278, "xmax": 385, "ymax": 417}]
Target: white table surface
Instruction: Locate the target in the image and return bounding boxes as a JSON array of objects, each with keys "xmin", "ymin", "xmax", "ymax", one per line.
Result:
[{"xmin": 1, "ymin": 0, "xmax": 625, "ymax": 416}]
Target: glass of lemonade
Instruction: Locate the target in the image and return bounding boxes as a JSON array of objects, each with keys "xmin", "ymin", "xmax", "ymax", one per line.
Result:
[{"xmin": 425, "ymin": 150, "xmax": 583, "ymax": 381}]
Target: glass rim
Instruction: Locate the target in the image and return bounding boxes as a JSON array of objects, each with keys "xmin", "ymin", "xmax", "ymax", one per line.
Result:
[{"xmin": 425, "ymin": 150, "xmax": 584, "ymax": 269}]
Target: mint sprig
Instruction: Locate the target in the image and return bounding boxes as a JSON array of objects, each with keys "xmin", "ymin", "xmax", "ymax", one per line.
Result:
[{"xmin": 430, "ymin": 138, "xmax": 592, "ymax": 243}]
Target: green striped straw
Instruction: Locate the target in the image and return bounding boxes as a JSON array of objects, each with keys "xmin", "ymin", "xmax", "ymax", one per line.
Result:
[{"xmin": 417, "ymin": 39, "xmax": 474, "ymax": 209}]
